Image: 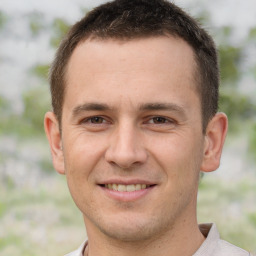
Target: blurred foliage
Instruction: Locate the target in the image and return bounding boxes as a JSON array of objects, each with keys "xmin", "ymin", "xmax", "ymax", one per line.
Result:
[
  {"xmin": 215, "ymin": 25, "xmax": 233, "ymax": 44},
  {"xmin": 249, "ymin": 27, "xmax": 256, "ymax": 39},
  {"xmin": 50, "ymin": 18, "xmax": 70, "ymax": 48},
  {"xmin": 219, "ymin": 45, "xmax": 242, "ymax": 84},
  {"xmin": 22, "ymin": 86, "xmax": 51, "ymax": 136},
  {"xmin": 0, "ymin": 179, "xmax": 85, "ymax": 256},
  {"xmin": 216, "ymin": 26, "xmax": 244, "ymax": 86},
  {"xmin": 195, "ymin": 10, "xmax": 211, "ymax": 25},
  {"xmin": 28, "ymin": 12, "xmax": 45, "ymax": 37},
  {"xmin": 80, "ymin": 7, "xmax": 90, "ymax": 17},
  {"xmin": 39, "ymin": 158, "xmax": 54, "ymax": 174},
  {"xmin": 30, "ymin": 63, "xmax": 49, "ymax": 80},
  {"xmin": 0, "ymin": 95, "xmax": 13, "ymax": 135},
  {"xmin": 248, "ymin": 212, "xmax": 256, "ymax": 226},
  {"xmin": 0, "ymin": 94, "xmax": 9, "ymax": 110},
  {"xmin": 0, "ymin": 10, "xmax": 7, "ymax": 29},
  {"xmin": 251, "ymin": 66, "xmax": 256, "ymax": 80},
  {"xmin": 0, "ymin": 87, "xmax": 50, "ymax": 137},
  {"xmin": 213, "ymin": 23, "xmax": 256, "ymax": 157},
  {"xmin": 198, "ymin": 177, "xmax": 256, "ymax": 252},
  {"xmin": 249, "ymin": 123, "xmax": 256, "ymax": 161},
  {"xmin": 219, "ymin": 92, "xmax": 256, "ymax": 130},
  {"xmin": 246, "ymin": 27, "xmax": 256, "ymax": 80}
]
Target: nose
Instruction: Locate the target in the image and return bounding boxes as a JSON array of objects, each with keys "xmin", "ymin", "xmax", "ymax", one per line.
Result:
[{"xmin": 105, "ymin": 123, "xmax": 148, "ymax": 169}]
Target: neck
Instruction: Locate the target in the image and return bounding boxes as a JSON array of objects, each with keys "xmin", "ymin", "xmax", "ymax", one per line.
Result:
[{"xmin": 84, "ymin": 215, "xmax": 205, "ymax": 256}]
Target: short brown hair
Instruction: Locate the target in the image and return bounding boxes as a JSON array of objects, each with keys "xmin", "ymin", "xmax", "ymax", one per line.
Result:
[{"xmin": 49, "ymin": 0, "xmax": 219, "ymax": 132}]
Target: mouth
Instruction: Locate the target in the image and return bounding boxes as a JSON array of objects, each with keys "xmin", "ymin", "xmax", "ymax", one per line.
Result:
[
  {"xmin": 98, "ymin": 180, "xmax": 157, "ymax": 201},
  {"xmin": 101, "ymin": 183, "xmax": 154, "ymax": 192}
]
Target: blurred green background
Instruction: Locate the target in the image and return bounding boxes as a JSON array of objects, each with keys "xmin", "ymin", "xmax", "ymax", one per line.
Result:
[{"xmin": 0, "ymin": 0, "xmax": 255, "ymax": 255}]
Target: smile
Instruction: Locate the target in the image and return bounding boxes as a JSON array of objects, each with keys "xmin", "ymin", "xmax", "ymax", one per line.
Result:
[
  {"xmin": 99, "ymin": 182, "xmax": 156, "ymax": 201},
  {"xmin": 104, "ymin": 184, "xmax": 151, "ymax": 192}
]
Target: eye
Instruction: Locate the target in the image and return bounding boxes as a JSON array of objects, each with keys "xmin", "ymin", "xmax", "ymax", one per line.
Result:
[
  {"xmin": 81, "ymin": 116, "xmax": 107, "ymax": 124},
  {"xmin": 151, "ymin": 117, "xmax": 168, "ymax": 124},
  {"xmin": 148, "ymin": 116, "xmax": 172, "ymax": 124},
  {"xmin": 88, "ymin": 116, "xmax": 105, "ymax": 124},
  {"xmin": 79, "ymin": 116, "xmax": 111, "ymax": 131}
]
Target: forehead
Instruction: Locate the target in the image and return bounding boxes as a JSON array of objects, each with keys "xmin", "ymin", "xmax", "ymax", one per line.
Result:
[{"xmin": 64, "ymin": 36, "xmax": 199, "ymax": 110}]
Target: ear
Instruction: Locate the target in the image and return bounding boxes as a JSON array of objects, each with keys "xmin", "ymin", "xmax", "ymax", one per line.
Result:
[
  {"xmin": 201, "ymin": 112, "xmax": 228, "ymax": 173},
  {"xmin": 44, "ymin": 112, "xmax": 65, "ymax": 175}
]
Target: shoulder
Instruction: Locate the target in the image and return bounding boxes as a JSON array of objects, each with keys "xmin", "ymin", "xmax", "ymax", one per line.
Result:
[
  {"xmin": 195, "ymin": 223, "xmax": 252, "ymax": 256},
  {"xmin": 216, "ymin": 239, "xmax": 250, "ymax": 256}
]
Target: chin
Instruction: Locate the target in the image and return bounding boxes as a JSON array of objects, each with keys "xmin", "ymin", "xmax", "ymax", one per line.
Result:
[
  {"xmin": 101, "ymin": 224, "xmax": 154, "ymax": 242},
  {"xmin": 94, "ymin": 213, "xmax": 173, "ymax": 242}
]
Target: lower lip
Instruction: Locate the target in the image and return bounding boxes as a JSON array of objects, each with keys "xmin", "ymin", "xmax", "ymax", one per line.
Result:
[{"xmin": 99, "ymin": 186, "xmax": 155, "ymax": 202}]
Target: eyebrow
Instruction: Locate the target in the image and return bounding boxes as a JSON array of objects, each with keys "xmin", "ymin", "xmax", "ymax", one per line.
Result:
[
  {"xmin": 138, "ymin": 102, "xmax": 183, "ymax": 111},
  {"xmin": 72, "ymin": 103, "xmax": 112, "ymax": 116},
  {"xmin": 138, "ymin": 102, "xmax": 187, "ymax": 117}
]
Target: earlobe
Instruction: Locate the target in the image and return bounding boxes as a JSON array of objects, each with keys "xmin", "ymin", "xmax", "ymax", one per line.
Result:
[
  {"xmin": 201, "ymin": 112, "xmax": 228, "ymax": 173},
  {"xmin": 44, "ymin": 112, "xmax": 65, "ymax": 175}
]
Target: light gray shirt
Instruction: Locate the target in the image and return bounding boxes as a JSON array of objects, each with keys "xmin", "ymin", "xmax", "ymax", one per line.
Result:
[{"xmin": 65, "ymin": 223, "xmax": 254, "ymax": 256}]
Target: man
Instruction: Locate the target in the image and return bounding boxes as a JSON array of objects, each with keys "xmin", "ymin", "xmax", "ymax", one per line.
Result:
[{"xmin": 44, "ymin": 0, "xmax": 253, "ymax": 255}]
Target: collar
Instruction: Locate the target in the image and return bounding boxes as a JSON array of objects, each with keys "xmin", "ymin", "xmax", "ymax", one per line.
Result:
[
  {"xmin": 193, "ymin": 223, "xmax": 219, "ymax": 255},
  {"xmin": 64, "ymin": 241, "xmax": 87, "ymax": 256}
]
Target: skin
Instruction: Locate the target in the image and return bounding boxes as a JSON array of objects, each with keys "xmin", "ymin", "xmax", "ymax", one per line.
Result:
[{"xmin": 45, "ymin": 36, "xmax": 228, "ymax": 256}]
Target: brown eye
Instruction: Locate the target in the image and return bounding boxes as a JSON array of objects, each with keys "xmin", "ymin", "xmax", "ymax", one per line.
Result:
[
  {"xmin": 152, "ymin": 117, "xmax": 168, "ymax": 124},
  {"xmin": 90, "ymin": 117, "xmax": 104, "ymax": 123}
]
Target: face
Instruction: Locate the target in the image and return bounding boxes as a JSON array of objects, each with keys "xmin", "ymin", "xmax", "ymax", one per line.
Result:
[{"xmin": 46, "ymin": 36, "xmax": 224, "ymax": 242}]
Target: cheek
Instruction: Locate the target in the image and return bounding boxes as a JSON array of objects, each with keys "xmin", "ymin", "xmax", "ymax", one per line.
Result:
[
  {"xmin": 150, "ymin": 132, "xmax": 203, "ymax": 178},
  {"xmin": 63, "ymin": 133, "xmax": 107, "ymax": 180},
  {"xmin": 63, "ymin": 136, "xmax": 102, "ymax": 210}
]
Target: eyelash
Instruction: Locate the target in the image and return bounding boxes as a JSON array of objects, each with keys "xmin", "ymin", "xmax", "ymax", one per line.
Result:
[
  {"xmin": 146, "ymin": 116, "xmax": 174, "ymax": 125},
  {"xmin": 81, "ymin": 116, "xmax": 109, "ymax": 124}
]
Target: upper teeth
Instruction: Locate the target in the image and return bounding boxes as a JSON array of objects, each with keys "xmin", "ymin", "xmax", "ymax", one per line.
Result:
[{"xmin": 104, "ymin": 184, "xmax": 149, "ymax": 192}]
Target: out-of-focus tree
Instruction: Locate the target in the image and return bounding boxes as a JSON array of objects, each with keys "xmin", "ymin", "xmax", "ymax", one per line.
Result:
[
  {"xmin": 249, "ymin": 123, "xmax": 256, "ymax": 160},
  {"xmin": 0, "ymin": 95, "xmax": 11, "ymax": 135},
  {"xmin": 50, "ymin": 18, "xmax": 70, "ymax": 48},
  {"xmin": 248, "ymin": 27, "xmax": 256, "ymax": 80},
  {"xmin": 28, "ymin": 12, "xmax": 46, "ymax": 37},
  {"xmin": 219, "ymin": 93, "xmax": 255, "ymax": 123},
  {"xmin": 215, "ymin": 24, "xmax": 256, "ymax": 134},
  {"xmin": 31, "ymin": 64, "xmax": 49, "ymax": 80},
  {"xmin": 22, "ymin": 87, "xmax": 50, "ymax": 136},
  {"xmin": 0, "ymin": 10, "xmax": 7, "ymax": 29}
]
